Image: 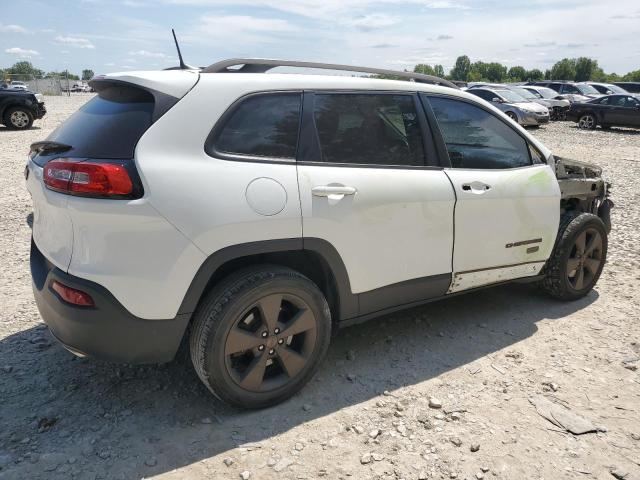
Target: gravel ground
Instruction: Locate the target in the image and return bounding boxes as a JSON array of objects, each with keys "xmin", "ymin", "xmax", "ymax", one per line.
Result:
[{"xmin": 1, "ymin": 95, "xmax": 639, "ymax": 480}]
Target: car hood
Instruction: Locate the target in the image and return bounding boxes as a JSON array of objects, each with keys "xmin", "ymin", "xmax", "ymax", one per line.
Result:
[{"xmin": 512, "ymin": 102, "xmax": 548, "ymax": 113}]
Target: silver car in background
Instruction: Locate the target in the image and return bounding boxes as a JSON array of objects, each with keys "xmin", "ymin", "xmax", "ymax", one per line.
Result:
[
  {"xmin": 468, "ymin": 87, "xmax": 550, "ymax": 126},
  {"xmin": 515, "ymin": 86, "xmax": 571, "ymax": 120}
]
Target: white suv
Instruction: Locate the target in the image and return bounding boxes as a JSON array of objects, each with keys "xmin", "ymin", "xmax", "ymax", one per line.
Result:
[{"xmin": 27, "ymin": 59, "xmax": 613, "ymax": 408}]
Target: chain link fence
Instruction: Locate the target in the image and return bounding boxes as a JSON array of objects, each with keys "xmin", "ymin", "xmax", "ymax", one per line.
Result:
[{"xmin": 2, "ymin": 73, "xmax": 91, "ymax": 95}]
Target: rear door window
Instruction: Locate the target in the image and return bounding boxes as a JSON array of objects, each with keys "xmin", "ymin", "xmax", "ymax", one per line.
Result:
[
  {"xmin": 43, "ymin": 84, "xmax": 156, "ymax": 159},
  {"xmin": 425, "ymin": 95, "xmax": 531, "ymax": 169},
  {"xmin": 210, "ymin": 93, "xmax": 301, "ymax": 159},
  {"xmin": 312, "ymin": 93, "xmax": 426, "ymax": 167}
]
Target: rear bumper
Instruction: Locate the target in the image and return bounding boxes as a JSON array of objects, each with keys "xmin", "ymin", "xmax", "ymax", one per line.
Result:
[{"xmin": 30, "ymin": 240, "xmax": 190, "ymax": 364}]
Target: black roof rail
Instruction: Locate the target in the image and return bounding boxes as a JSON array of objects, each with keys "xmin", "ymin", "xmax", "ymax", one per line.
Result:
[{"xmin": 201, "ymin": 58, "xmax": 458, "ymax": 89}]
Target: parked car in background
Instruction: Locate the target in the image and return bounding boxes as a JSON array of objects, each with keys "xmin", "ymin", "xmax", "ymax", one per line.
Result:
[
  {"xmin": 508, "ymin": 85, "xmax": 570, "ymax": 120},
  {"xmin": 567, "ymin": 94, "xmax": 640, "ymax": 130},
  {"xmin": 586, "ymin": 82, "xmax": 629, "ymax": 95},
  {"xmin": 613, "ymin": 82, "xmax": 640, "ymax": 94},
  {"xmin": 527, "ymin": 81, "xmax": 602, "ymax": 102},
  {"xmin": 0, "ymin": 88, "xmax": 46, "ymax": 129},
  {"xmin": 1, "ymin": 80, "xmax": 29, "ymax": 91},
  {"xmin": 468, "ymin": 87, "xmax": 550, "ymax": 126}
]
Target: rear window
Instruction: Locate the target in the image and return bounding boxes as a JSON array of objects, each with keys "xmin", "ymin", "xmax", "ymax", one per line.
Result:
[{"xmin": 45, "ymin": 84, "xmax": 155, "ymax": 159}]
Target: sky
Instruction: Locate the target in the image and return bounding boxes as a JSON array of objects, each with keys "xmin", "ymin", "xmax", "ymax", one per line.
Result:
[{"xmin": 1, "ymin": 0, "xmax": 639, "ymax": 76}]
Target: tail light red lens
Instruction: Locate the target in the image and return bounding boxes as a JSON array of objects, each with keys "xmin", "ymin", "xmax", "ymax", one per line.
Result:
[
  {"xmin": 51, "ymin": 280, "xmax": 95, "ymax": 307},
  {"xmin": 43, "ymin": 158, "xmax": 133, "ymax": 197}
]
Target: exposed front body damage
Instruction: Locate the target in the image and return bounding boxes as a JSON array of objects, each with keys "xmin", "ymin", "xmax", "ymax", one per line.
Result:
[{"xmin": 554, "ymin": 156, "xmax": 613, "ymax": 231}]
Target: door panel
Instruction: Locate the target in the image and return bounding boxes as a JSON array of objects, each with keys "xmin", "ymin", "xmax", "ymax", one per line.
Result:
[
  {"xmin": 445, "ymin": 165, "xmax": 560, "ymax": 291},
  {"xmin": 298, "ymin": 166, "xmax": 455, "ymax": 294}
]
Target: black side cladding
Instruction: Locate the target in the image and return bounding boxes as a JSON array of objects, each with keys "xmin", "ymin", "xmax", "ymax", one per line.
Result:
[{"xmin": 32, "ymin": 80, "xmax": 179, "ymax": 164}]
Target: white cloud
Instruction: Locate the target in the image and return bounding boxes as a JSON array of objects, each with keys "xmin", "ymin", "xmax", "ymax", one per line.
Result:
[
  {"xmin": 348, "ymin": 13, "xmax": 400, "ymax": 31},
  {"xmin": 188, "ymin": 14, "xmax": 299, "ymax": 44},
  {"xmin": 424, "ymin": 1, "xmax": 470, "ymax": 9},
  {"xmin": 5, "ymin": 47, "xmax": 39, "ymax": 58},
  {"xmin": 0, "ymin": 23, "xmax": 29, "ymax": 34},
  {"xmin": 54, "ymin": 35, "xmax": 96, "ymax": 49},
  {"xmin": 128, "ymin": 50, "xmax": 170, "ymax": 59}
]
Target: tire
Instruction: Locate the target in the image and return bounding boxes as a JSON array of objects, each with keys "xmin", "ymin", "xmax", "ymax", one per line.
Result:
[
  {"xmin": 541, "ymin": 212, "xmax": 608, "ymax": 301},
  {"xmin": 3, "ymin": 106, "xmax": 34, "ymax": 130},
  {"xmin": 506, "ymin": 111, "xmax": 518, "ymax": 122},
  {"xmin": 190, "ymin": 266, "xmax": 331, "ymax": 409},
  {"xmin": 578, "ymin": 113, "xmax": 596, "ymax": 130}
]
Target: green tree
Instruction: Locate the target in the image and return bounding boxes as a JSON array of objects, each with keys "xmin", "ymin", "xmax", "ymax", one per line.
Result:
[
  {"xmin": 574, "ymin": 57, "xmax": 598, "ymax": 82},
  {"xmin": 434, "ymin": 64, "xmax": 445, "ymax": 78},
  {"xmin": 485, "ymin": 62, "xmax": 507, "ymax": 82},
  {"xmin": 414, "ymin": 64, "xmax": 436, "ymax": 76},
  {"xmin": 623, "ymin": 69, "xmax": 640, "ymax": 81},
  {"xmin": 82, "ymin": 69, "xmax": 95, "ymax": 81},
  {"xmin": 526, "ymin": 68, "xmax": 544, "ymax": 81},
  {"xmin": 6, "ymin": 61, "xmax": 44, "ymax": 78},
  {"xmin": 550, "ymin": 58, "xmax": 577, "ymax": 80},
  {"xmin": 450, "ymin": 55, "xmax": 471, "ymax": 81},
  {"xmin": 507, "ymin": 66, "xmax": 526, "ymax": 81}
]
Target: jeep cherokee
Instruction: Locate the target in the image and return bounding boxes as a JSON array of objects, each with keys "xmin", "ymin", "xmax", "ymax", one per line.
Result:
[{"xmin": 27, "ymin": 59, "xmax": 613, "ymax": 408}]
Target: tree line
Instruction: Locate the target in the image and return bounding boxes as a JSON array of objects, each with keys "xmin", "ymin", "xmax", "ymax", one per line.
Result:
[
  {"xmin": 439, "ymin": 55, "xmax": 640, "ymax": 83},
  {"xmin": 1, "ymin": 61, "xmax": 94, "ymax": 81}
]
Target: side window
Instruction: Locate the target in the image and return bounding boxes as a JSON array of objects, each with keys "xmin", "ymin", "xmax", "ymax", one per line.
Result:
[
  {"xmin": 624, "ymin": 96, "xmax": 639, "ymax": 108},
  {"xmin": 211, "ymin": 93, "xmax": 301, "ymax": 158},
  {"xmin": 427, "ymin": 96, "xmax": 532, "ymax": 169},
  {"xmin": 562, "ymin": 84, "xmax": 579, "ymax": 94},
  {"xmin": 470, "ymin": 90, "xmax": 493, "ymax": 101},
  {"xmin": 313, "ymin": 94, "xmax": 425, "ymax": 167}
]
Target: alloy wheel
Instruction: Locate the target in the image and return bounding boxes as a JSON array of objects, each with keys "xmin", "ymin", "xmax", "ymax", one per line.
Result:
[
  {"xmin": 566, "ymin": 228, "xmax": 603, "ymax": 290},
  {"xmin": 224, "ymin": 293, "xmax": 318, "ymax": 393},
  {"xmin": 578, "ymin": 114, "xmax": 595, "ymax": 129},
  {"xmin": 10, "ymin": 110, "xmax": 30, "ymax": 128}
]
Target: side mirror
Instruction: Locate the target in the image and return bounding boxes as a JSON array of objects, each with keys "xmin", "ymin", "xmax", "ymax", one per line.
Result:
[{"xmin": 492, "ymin": 97, "xmax": 502, "ymax": 103}]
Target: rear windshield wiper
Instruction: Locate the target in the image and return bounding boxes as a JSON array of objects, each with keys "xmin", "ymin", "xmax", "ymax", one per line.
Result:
[{"xmin": 30, "ymin": 141, "xmax": 72, "ymax": 155}]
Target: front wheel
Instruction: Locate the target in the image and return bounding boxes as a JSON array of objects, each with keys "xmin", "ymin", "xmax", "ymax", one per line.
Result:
[
  {"xmin": 541, "ymin": 213, "xmax": 607, "ymax": 301},
  {"xmin": 190, "ymin": 266, "xmax": 331, "ymax": 409},
  {"xmin": 506, "ymin": 111, "xmax": 518, "ymax": 122},
  {"xmin": 578, "ymin": 113, "xmax": 597, "ymax": 130},
  {"xmin": 3, "ymin": 107, "xmax": 34, "ymax": 130}
]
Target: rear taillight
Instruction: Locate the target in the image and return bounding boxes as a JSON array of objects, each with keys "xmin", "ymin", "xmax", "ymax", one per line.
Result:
[
  {"xmin": 43, "ymin": 158, "xmax": 134, "ymax": 197},
  {"xmin": 51, "ymin": 280, "xmax": 94, "ymax": 307}
]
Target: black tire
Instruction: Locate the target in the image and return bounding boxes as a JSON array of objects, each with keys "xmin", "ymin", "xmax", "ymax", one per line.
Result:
[
  {"xmin": 190, "ymin": 266, "xmax": 331, "ymax": 409},
  {"xmin": 3, "ymin": 106, "xmax": 34, "ymax": 130},
  {"xmin": 541, "ymin": 212, "xmax": 608, "ymax": 301},
  {"xmin": 577, "ymin": 113, "xmax": 597, "ymax": 130},
  {"xmin": 506, "ymin": 111, "xmax": 518, "ymax": 122}
]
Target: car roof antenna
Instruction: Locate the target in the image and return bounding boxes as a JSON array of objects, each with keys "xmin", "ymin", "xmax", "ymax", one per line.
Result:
[{"xmin": 171, "ymin": 29, "xmax": 197, "ymax": 70}]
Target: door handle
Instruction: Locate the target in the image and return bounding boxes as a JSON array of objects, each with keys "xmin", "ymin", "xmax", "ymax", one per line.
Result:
[
  {"xmin": 312, "ymin": 185, "xmax": 357, "ymax": 199},
  {"xmin": 461, "ymin": 182, "xmax": 491, "ymax": 194}
]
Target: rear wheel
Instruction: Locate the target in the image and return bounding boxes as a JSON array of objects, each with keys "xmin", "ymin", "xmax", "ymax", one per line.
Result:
[
  {"xmin": 3, "ymin": 107, "xmax": 34, "ymax": 130},
  {"xmin": 541, "ymin": 213, "xmax": 607, "ymax": 301},
  {"xmin": 190, "ymin": 266, "xmax": 331, "ymax": 409},
  {"xmin": 578, "ymin": 113, "xmax": 596, "ymax": 130}
]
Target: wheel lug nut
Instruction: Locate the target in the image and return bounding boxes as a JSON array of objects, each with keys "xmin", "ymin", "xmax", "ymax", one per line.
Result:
[
  {"xmin": 258, "ymin": 345, "xmax": 265, "ymax": 351},
  {"xmin": 274, "ymin": 328, "xmax": 280, "ymax": 334},
  {"xmin": 278, "ymin": 339, "xmax": 284, "ymax": 345},
  {"xmin": 261, "ymin": 331, "xmax": 268, "ymax": 338},
  {"xmin": 268, "ymin": 349, "xmax": 275, "ymax": 355}
]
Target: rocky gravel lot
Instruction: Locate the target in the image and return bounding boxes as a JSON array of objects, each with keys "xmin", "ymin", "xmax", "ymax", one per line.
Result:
[{"xmin": 1, "ymin": 95, "xmax": 639, "ymax": 480}]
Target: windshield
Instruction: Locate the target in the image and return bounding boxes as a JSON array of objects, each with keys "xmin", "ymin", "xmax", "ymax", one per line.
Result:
[
  {"xmin": 495, "ymin": 89, "xmax": 528, "ymax": 103},
  {"xmin": 531, "ymin": 87, "xmax": 556, "ymax": 99},
  {"xmin": 576, "ymin": 84, "xmax": 599, "ymax": 95},
  {"xmin": 603, "ymin": 84, "xmax": 627, "ymax": 94},
  {"xmin": 511, "ymin": 87, "xmax": 537, "ymax": 100}
]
